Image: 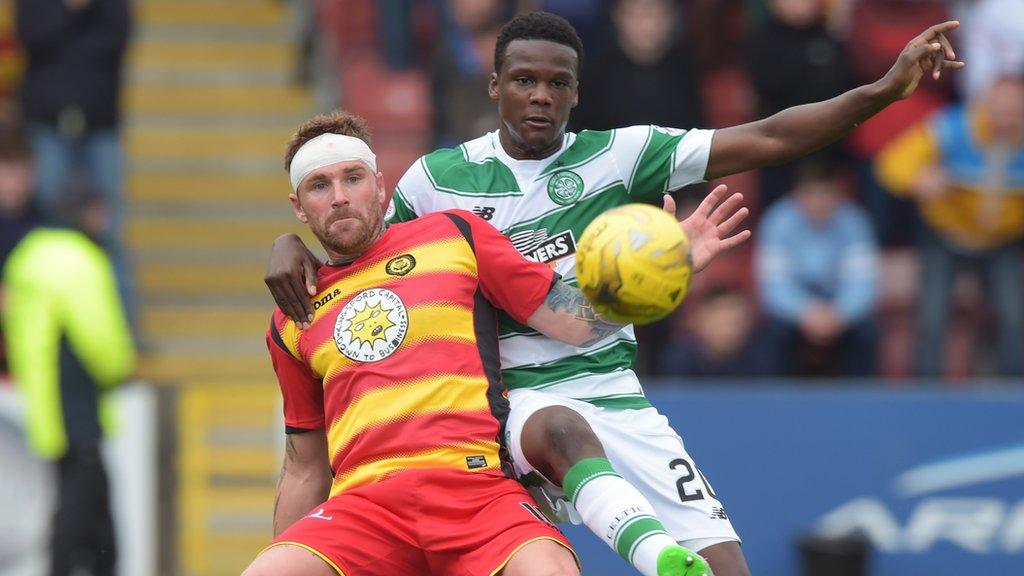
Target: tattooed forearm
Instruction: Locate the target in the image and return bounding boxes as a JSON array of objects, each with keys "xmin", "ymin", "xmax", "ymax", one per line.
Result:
[{"xmin": 543, "ymin": 281, "xmax": 625, "ymax": 346}]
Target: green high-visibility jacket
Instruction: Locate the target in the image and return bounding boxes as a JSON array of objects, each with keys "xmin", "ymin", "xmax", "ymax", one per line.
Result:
[{"xmin": 2, "ymin": 228, "xmax": 135, "ymax": 460}]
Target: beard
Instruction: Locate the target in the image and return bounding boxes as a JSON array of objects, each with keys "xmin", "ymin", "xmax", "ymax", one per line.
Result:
[{"xmin": 312, "ymin": 201, "xmax": 384, "ymax": 260}]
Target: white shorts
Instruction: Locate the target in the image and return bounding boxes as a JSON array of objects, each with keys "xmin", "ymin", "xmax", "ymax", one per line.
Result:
[{"xmin": 506, "ymin": 388, "xmax": 740, "ymax": 549}]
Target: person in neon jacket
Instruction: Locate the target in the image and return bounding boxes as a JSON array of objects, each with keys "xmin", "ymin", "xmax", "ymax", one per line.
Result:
[{"xmin": 2, "ymin": 181, "xmax": 135, "ymax": 576}]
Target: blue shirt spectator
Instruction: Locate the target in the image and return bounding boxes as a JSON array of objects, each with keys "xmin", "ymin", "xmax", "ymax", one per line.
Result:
[{"xmin": 756, "ymin": 156, "xmax": 879, "ymax": 376}]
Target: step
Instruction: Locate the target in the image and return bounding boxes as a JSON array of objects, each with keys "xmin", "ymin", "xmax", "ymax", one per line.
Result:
[
  {"xmin": 136, "ymin": 1, "xmax": 287, "ymax": 27},
  {"xmin": 132, "ymin": 201, "xmax": 288, "ymax": 220},
  {"xmin": 137, "ymin": 261, "xmax": 269, "ymax": 296},
  {"xmin": 125, "ymin": 127, "xmax": 296, "ymax": 159},
  {"xmin": 124, "ymin": 171, "xmax": 289, "ymax": 202},
  {"xmin": 137, "ymin": 352, "xmax": 272, "ymax": 383},
  {"xmin": 138, "ymin": 25, "xmax": 287, "ymax": 44},
  {"xmin": 126, "ymin": 85, "xmax": 311, "ymax": 115},
  {"xmin": 126, "ymin": 217, "xmax": 309, "ymax": 249},
  {"xmin": 142, "ymin": 335, "xmax": 267, "ymax": 357},
  {"xmin": 128, "ymin": 156, "xmax": 282, "ymax": 175},
  {"xmin": 127, "ymin": 113, "xmax": 307, "ymax": 130},
  {"xmin": 129, "ymin": 67, "xmax": 293, "ymax": 88},
  {"xmin": 129, "ymin": 40, "xmax": 292, "ymax": 72},
  {"xmin": 140, "ymin": 305, "xmax": 269, "ymax": 337}
]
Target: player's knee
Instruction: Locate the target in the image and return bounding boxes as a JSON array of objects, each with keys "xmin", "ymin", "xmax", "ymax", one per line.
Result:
[
  {"xmin": 533, "ymin": 566, "xmax": 579, "ymax": 576},
  {"xmin": 521, "ymin": 406, "xmax": 605, "ymax": 483},
  {"xmin": 501, "ymin": 540, "xmax": 580, "ymax": 576},
  {"xmin": 537, "ymin": 406, "xmax": 603, "ymax": 458},
  {"xmin": 240, "ymin": 563, "xmax": 267, "ymax": 576}
]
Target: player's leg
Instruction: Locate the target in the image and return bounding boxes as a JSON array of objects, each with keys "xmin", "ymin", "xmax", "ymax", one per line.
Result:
[
  {"xmin": 512, "ymin": 393, "xmax": 709, "ymax": 576},
  {"xmin": 414, "ymin": 468, "xmax": 578, "ymax": 576},
  {"xmin": 501, "ymin": 538, "xmax": 579, "ymax": 576},
  {"xmin": 241, "ymin": 544, "xmax": 338, "ymax": 576},
  {"xmin": 694, "ymin": 542, "xmax": 751, "ymax": 576},
  {"xmin": 587, "ymin": 405, "xmax": 750, "ymax": 576},
  {"xmin": 244, "ymin": 483, "xmax": 423, "ymax": 576}
]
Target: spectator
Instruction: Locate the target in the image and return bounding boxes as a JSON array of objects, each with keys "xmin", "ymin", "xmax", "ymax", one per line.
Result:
[
  {"xmin": 876, "ymin": 74, "xmax": 1024, "ymax": 378},
  {"xmin": 15, "ymin": 0, "xmax": 133, "ymax": 312},
  {"xmin": 538, "ymin": 0, "xmax": 606, "ymax": 51},
  {"xmin": 430, "ymin": 0, "xmax": 512, "ymax": 148},
  {"xmin": 2, "ymin": 181, "xmax": 135, "ymax": 576},
  {"xmin": 0, "ymin": 127, "xmax": 37, "ymax": 266},
  {"xmin": 570, "ymin": 0, "xmax": 703, "ymax": 133},
  {"xmin": 746, "ymin": 0, "xmax": 849, "ymax": 206},
  {"xmin": 757, "ymin": 155, "xmax": 879, "ymax": 376},
  {"xmin": 0, "ymin": 127, "xmax": 38, "ymax": 376},
  {"xmin": 844, "ymin": 0, "xmax": 952, "ymax": 244},
  {"xmin": 657, "ymin": 284, "xmax": 778, "ymax": 378},
  {"xmin": 0, "ymin": 0, "xmax": 23, "ymax": 126},
  {"xmin": 961, "ymin": 0, "xmax": 1024, "ymax": 102}
]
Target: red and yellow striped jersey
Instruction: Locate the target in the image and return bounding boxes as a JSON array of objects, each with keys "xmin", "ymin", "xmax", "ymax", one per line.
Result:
[{"xmin": 266, "ymin": 210, "xmax": 555, "ymax": 496}]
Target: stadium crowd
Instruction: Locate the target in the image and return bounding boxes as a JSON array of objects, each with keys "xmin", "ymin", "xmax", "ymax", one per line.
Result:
[
  {"xmin": 292, "ymin": 0, "xmax": 1024, "ymax": 381},
  {"xmin": 1, "ymin": 0, "xmax": 1021, "ymax": 382}
]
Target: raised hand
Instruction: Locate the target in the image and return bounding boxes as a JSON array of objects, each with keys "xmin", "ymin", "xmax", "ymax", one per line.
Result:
[
  {"xmin": 264, "ymin": 234, "xmax": 322, "ymax": 328},
  {"xmin": 664, "ymin": 184, "xmax": 751, "ymax": 273},
  {"xmin": 880, "ymin": 21, "xmax": 965, "ymax": 100}
]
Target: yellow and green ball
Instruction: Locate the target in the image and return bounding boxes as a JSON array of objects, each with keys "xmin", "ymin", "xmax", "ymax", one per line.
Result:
[{"xmin": 575, "ymin": 203, "xmax": 692, "ymax": 325}]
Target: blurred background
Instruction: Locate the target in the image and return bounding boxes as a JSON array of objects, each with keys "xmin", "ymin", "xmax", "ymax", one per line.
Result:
[{"xmin": 0, "ymin": 0, "xmax": 1020, "ymax": 575}]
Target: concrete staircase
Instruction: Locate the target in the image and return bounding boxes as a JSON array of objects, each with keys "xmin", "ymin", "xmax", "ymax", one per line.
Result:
[
  {"xmin": 124, "ymin": 1, "xmax": 318, "ymax": 573},
  {"xmin": 127, "ymin": 0, "xmax": 317, "ymax": 385}
]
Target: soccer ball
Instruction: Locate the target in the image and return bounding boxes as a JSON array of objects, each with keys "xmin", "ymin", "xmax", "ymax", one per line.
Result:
[{"xmin": 575, "ymin": 203, "xmax": 692, "ymax": 325}]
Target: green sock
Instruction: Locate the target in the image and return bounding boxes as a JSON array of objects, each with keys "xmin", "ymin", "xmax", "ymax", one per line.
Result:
[{"xmin": 563, "ymin": 458, "xmax": 679, "ymax": 576}]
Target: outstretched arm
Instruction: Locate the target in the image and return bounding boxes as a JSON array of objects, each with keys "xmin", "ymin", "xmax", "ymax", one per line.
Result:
[
  {"xmin": 265, "ymin": 234, "xmax": 323, "ymax": 328},
  {"xmin": 273, "ymin": 429, "xmax": 332, "ymax": 536},
  {"xmin": 705, "ymin": 21, "xmax": 964, "ymax": 180},
  {"xmin": 526, "ymin": 281, "xmax": 626, "ymax": 347}
]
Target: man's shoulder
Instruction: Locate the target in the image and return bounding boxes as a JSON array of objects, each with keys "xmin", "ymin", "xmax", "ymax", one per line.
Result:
[{"xmin": 417, "ymin": 133, "xmax": 495, "ymax": 169}]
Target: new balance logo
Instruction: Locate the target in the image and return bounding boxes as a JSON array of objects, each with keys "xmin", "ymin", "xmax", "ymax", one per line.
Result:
[
  {"xmin": 472, "ymin": 206, "xmax": 496, "ymax": 221},
  {"xmin": 308, "ymin": 508, "xmax": 333, "ymax": 521},
  {"xmin": 710, "ymin": 507, "xmax": 729, "ymax": 520}
]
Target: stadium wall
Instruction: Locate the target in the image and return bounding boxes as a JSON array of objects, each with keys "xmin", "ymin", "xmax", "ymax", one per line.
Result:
[
  {"xmin": 3, "ymin": 382, "xmax": 1022, "ymax": 576},
  {"xmin": 566, "ymin": 384, "xmax": 1024, "ymax": 576}
]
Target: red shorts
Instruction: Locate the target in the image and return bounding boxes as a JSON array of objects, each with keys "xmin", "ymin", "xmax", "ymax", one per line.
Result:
[{"xmin": 264, "ymin": 468, "xmax": 576, "ymax": 575}]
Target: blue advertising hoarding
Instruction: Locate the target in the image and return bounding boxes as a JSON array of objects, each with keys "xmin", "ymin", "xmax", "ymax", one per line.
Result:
[{"xmin": 562, "ymin": 385, "xmax": 1024, "ymax": 576}]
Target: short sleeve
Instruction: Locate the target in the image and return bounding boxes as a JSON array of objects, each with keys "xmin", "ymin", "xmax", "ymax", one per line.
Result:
[
  {"xmin": 612, "ymin": 125, "xmax": 714, "ymax": 199},
  {"xmin": 386, "ymin": 159, "xmax": 430, "ymax": 223},
  {"xmin": 444, "ymin": 211, "xmax": 555, "ymax": 324},
  {"xmin": 266, "ymin": 313, "xmax": 324, "ymax": 431}
]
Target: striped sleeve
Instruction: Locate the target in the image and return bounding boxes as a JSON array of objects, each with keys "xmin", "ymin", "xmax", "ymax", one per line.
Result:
[
  {"xmin": 444, "ymin": 210, "xmax": 555, "ymax": 324},
  {"xmin": 266, "ymin": 312, "xmax": 324, "ymax": 431},
  {"xmin": 386, "ymin": 157, "xmax": 432, "ymax": 223},
  {"xmin": 612, "ymin": 125, "xmax": 713, "ymax": 199}
]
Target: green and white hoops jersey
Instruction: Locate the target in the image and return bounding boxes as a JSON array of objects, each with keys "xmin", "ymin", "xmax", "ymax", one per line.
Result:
[{"xmin": 387, "ymin": 125, "xmax": 714, "ymax": 408}]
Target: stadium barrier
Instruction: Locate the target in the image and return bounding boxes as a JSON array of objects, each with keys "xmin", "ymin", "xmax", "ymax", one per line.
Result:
[{"xmin": 2, "ymin": 381, "xmax": 1021, "ymax": 576}]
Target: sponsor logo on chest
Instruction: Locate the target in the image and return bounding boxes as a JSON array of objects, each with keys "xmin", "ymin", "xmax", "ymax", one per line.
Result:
[{"xmin": 510, "ymin": 229, "xmax": 577, "ymax": 264}]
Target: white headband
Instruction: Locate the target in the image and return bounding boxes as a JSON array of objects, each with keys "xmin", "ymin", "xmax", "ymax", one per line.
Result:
[{"xmin": 289, "ymin": 133, "xmax": 377, "ymax": 191}]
